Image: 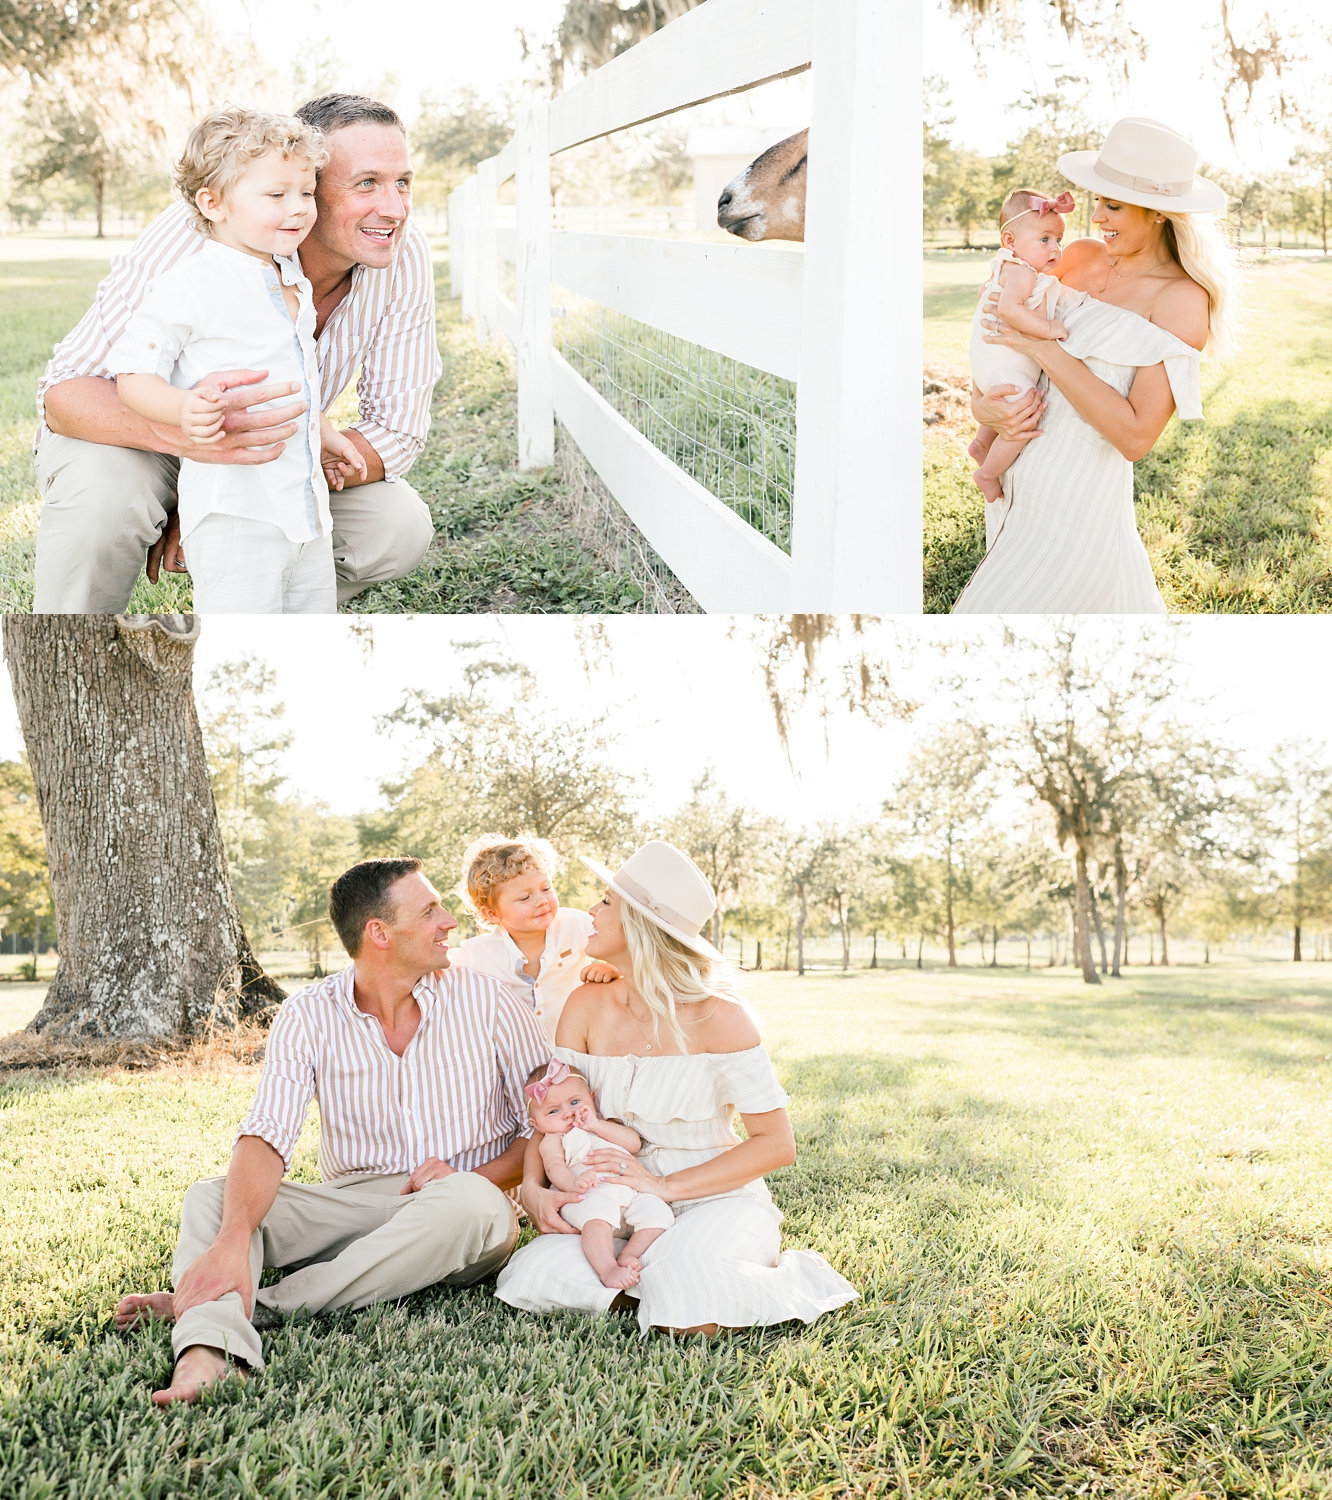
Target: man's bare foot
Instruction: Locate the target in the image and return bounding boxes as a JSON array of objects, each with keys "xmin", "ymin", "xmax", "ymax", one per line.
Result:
[
  {"xmin": 973, "ymin": 469, "xmax": 1004, "ymax": 502},
  {"xmin": 115, "ymin": 1291, "xmax": 175, "ymax": 1331},
  {"xmin": 151, "ymin": 1345, "xmax": 239, "ymax": 1406},
  {"xmin": 598, "ymin": 1262, "xmax": 641, "ymax": 1290}
]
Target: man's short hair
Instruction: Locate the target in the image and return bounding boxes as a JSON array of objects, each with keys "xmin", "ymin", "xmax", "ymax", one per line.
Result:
[
  {"xmin": 329, "ymin": 858, "xmax": 423, "ymax": 956},
  {"xmin": 296, "ymin": 94, "xmax": 406, "ymax": 137},
  {"xmin": 174, "ymin": 108, "xmax": 328, "ymax": 235}
]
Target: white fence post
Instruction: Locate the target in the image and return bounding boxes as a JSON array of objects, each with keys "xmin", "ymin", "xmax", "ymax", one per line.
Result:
[
  {"xmin": 460, "ymin": 175, "xmax": 479, "ymax": 325},
  {"xmin": 516, "ymin": 102, "xmax": 555, "ymax": 469},
  {"xmin": 447, "ymin": 187, "xmax": 461, "ymax": 301},
  {"xmin": 788, "ymin": 0, "xmax": 918, "ymax": 611},
  {"xmin": 476, "ymin": 157, "xmax": 500, "ymax": 340}
]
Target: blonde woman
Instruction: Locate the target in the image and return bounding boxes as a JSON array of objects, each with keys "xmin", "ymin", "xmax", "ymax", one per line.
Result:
[
  {"xmin": 952, "ymin": 117, "xmax": 1236, "ymax": 614},
  {"xmin": 496, "ymin": 841, "xmax": 858, "ymax": 1336}
]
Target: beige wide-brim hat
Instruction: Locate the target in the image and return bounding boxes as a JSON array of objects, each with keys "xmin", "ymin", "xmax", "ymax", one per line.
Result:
[
  {"xmin": 581, "ymin": 840, "xmax": 723, "ymax": 963},
  {"xmin": 1058, "ymin": 117, "xmax": 1227, "ymax": 215}
]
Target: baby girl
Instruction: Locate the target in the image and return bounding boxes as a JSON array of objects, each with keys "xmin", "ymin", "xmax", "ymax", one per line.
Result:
[
  {"xmin": 525, "ymin": 1060, "xmax": 673, "ymax": 1291},
  {"xmin": 968, "ymin": 188, "xmax": 1079, "ymax": 502}
]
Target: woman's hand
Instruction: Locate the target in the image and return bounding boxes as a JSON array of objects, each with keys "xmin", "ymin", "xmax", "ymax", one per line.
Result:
[
  {"xmin": 972, "ymin": 380, "xmax": 1044, "ymax": 443},
  {"xmin": 520, "ymin": 1180, "xmax": 582, "ymax": 1234},
  {"xmin": 584, "ymin": 1149, "xmax": 669, "ymax": 1199}
]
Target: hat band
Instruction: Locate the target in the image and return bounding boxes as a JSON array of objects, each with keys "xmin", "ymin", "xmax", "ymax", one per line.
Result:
[
  {"xmin": 616, "ymin": 872, "xmax": 700, "ymax": 939},
  {"xmin": 1095, "ymin": 159, "xmax": 1194, "ymax": 199}
]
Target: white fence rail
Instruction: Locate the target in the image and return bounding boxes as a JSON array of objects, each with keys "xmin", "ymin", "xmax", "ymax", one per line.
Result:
[{"xmin": 448, "ymin": 0, "xmax": 917, "ymax": 612}]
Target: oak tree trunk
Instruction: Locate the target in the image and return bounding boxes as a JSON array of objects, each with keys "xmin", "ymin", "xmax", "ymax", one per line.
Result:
[
  {"xmin": 1073, "ymin": 845, "xmax": 1101, "ymax": 985},
  {"xmin": 3, "ymin": 615, "xmax": 285, "ymax": 1038}
]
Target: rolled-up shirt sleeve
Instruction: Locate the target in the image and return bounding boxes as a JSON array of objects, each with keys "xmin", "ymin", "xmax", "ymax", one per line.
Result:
[
  {"xmin": 36, "ymin": 202, "xmax": 202, "ymax": 431},
  {"xmin": 105, "ymin": 279, "xmax": 195, "ymax": 381},
  {"xmin": 235, "ymin": 999, "xmax": 316, "ymax": 1170},
  {"xmin": 493, "ymin": 988, "xmax": 554, "ymax": 1142},
  {"xmin": 348, "ymin": 223, "xmax": 441, "ymax": 479}
]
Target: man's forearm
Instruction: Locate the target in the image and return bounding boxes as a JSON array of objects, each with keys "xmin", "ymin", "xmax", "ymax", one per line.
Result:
[
  {"xmin": 45, "ymin": 375, "xmax": 182, "ymax": 453},
  {"xmin": 470, "ymin": 1135, "xmax": 529, "ymax": 1193},
  {"xmin": 338, "ymin": 428, "xmax": 385, "ymax": 487},
  {"xmin": 218, "ymin": 1135, "xmax": 286, "ymax": 1241}
]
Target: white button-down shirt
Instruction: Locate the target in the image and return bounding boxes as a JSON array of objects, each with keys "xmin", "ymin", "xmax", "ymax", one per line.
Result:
[
  {"xmin": 38, "ymin": 200, "xmax": 441, "ymax": 480},
  {"xmin": 236, "ymin": 964, "xmax": 551, "ymax": 1181},
  {"xmin": 107, "ymin": 239, "xmax": 327, "ymax": 543},
  {"xmin": 450, "ymin": 908, "xmax": 596, "ymax": 1044}
]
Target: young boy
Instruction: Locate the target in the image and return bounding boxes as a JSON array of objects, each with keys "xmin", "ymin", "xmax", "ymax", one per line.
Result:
[
  {"xmin": 450, "ymin": 836, "xmax": 612, "ymax": 1043},
  {"xmin": 108, "ymin": 107, "xmax": 366, "ymax": 612}
]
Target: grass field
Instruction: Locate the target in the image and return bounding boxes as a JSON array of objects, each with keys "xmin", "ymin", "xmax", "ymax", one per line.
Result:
[
  {"xmin": 0, "ymin": 242, "xmax": 645, "ymax": 614},
  {"xmin": 924, "ymin": 251, "xmax": 1332, "ymax": 614},
  {"xmin": 7, "ymin": 962, "xmax": 1332, "ymax": 1497}
]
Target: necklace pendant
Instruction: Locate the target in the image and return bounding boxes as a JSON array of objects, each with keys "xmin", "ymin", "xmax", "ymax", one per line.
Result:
[{"xmin": 645, "ymin": 1041, "xmax": 653, "ymax": 1051}]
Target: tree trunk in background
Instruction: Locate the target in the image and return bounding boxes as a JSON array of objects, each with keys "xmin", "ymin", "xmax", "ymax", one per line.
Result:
[
  {"xmin": 1073, "ymin": 846, "xmax": 1101, "ymax": 985},
  {"xmin": 1112, "ymin": 836, "xmax": 1127, "ymax": 977},
  {"xmin": 1089, "ymin": 885, "xmax": 1108, "ymax": 974},
  {"xmin": 3, "ymin": 615, "xmax": 285, "ymax": 1038}
]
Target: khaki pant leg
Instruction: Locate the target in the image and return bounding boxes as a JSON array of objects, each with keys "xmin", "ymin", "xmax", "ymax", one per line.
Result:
[
  {"xmin": 168, "ymin": 1172, "xmax": 411, "ymax": 1373},
  {"xmin": 328, "ymin": 476, "xmax": 434, "ymax": 605},
  {"xmin": 33, "ymin": 433, "xmax": 179, "ymax": 613},
  {"xmin": 256, "ymin": 1171, "xmax": 518, "ymax": 1317}
]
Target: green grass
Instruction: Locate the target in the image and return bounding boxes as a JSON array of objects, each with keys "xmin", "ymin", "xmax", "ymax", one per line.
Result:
[
  {"xmin": 924, "ymin": 251, "xmax": 1332, "ymax": 614},
  {"xmin": 8, "ymin": 962, "xmax": 1332, "ymax": 1497},
  {"xmin": 0, "ymin": 248, "xmax": 646, "ymax": 614}
]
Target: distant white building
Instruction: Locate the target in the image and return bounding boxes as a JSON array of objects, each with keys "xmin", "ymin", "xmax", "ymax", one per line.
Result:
[{"xmin": 685, "ymin": 126, "xmax": 797, "ymax": 233}]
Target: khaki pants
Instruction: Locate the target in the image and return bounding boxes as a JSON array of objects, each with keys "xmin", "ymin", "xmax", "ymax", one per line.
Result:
[
  {"xmin": 171, "ymin": 1171, "xmax": 519, "ymax": 1373},
  {"xmin": 32, "ymin": 432, "xmax": 435, "ymax": 612}
]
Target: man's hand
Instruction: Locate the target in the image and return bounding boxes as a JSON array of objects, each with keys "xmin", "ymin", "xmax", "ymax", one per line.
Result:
[
  {"xmin": 400, "ymin": 1157, "xmax": 458, "ymax": 1195},
  {"xmin": 146, "ymin": 510, "xmax": 187, "ymax": 582},
  {"xmin": 172, "ymin": 1232, "xmax": 255, "ymax": 1320},
  {"xmin": 153, "ymin": 369, "xmax": 307, "ymax": 466},
  {"xmin": 519, "ymin": 1181, "xmax": 582, "ymax": 1234},
  {"xmin": 320, "ymin": 420, "xmax": 369, "ymax": 493}
]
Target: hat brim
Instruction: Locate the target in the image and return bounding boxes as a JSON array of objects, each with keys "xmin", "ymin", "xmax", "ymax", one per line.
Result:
[
  {"xmin": 1057, "ymin": 150, "xmax": 1228, "ymax": 215},
  {"xmin": 581, "ymin": 854, "xmax": 724, "ymax": 963}
]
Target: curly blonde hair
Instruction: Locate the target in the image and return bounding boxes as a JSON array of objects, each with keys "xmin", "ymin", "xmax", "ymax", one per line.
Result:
[
  {"xmin": 458, "ymin": 835, "xmax": 558, "ymax": 925},
  {"xmin": 174, "ymin": 107, "xmax": 328, "ymax": 235}
]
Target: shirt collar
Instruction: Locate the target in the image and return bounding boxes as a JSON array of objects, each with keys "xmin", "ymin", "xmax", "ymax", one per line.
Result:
[
  {"xmin": 195, "ymin": 236, "xmax": 307, "ymax": 286},
  {"xmin": 338, "ymin": 963, "xmax": 439, "ymax": 1022}
]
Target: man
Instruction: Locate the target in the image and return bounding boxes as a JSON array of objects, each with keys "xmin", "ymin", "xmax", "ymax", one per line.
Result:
[
  {"xmin": 34, "ymin": 94, "xmax": 440, "ymax": 612},
  {"xmin": 115, "ymin": 858, "xmax": 550, "ymax": 1404}
]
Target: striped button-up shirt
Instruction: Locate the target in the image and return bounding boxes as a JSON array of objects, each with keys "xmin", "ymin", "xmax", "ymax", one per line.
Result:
[
  {"xmin": 237, "ymin": 965, "xmax": 551, "ymax": 1181},
  {"xmin": 36, "ymin": 201, "xmax": 442, "ymax": 479}
]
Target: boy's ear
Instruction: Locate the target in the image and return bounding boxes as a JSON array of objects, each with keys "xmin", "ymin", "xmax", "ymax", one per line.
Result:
[{"xmin": 195, "ymin": 186, "xmax": 223, "ymax": 224}]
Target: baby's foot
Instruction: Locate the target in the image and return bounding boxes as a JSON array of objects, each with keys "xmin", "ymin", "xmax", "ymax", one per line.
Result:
[
  {"xmin": 115, "ymin": 1291, "xmax": 175, "ymax": 1331},
  {"xmin": 616, "ymin": 1253, "xmax": 643, "ymax": 1275},
  {"xmin": 599, "ymin": 1262, "xmax": 641, "ymax": 1290},
  {"xmin": 972, "ymin": 469, "xmax": 1004, "ymax": 503}
]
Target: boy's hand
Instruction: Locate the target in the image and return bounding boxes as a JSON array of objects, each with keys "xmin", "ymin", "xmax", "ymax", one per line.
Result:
[
  {"xmin": 580, "ymin": 960, "xmax": 620, "ymax": 984},
  {"xmin": 320, "ymin": 422, "xmax": 369, "ymax": 492},
  {"xmin": 180, "ymin": 386, "xmax": 226, "ymax": 443}
]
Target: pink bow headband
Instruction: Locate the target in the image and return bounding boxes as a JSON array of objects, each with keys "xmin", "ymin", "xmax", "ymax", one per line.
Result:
[
  {"xmin": 526, "ymin": 1059, "xmax": 571, "ymax": 1105},
  {"xmin": 999, "ymin": 191, "xmax": 1076, "ymax": 234}
]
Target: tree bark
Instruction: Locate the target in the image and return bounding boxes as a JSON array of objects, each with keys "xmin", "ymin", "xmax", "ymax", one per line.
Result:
[
  {"xmin": 3, "ymin": 615, "xmax": 285, "ymax": 1038},
  {"xmin": 1090, "ymin": 883, "xmax": 1108, "ymax": 974}
]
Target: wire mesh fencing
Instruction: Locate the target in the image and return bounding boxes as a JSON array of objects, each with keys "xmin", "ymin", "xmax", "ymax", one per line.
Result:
[{"xmin": 551, "ymin": 291, "xmax": 797, "ymax": 553}]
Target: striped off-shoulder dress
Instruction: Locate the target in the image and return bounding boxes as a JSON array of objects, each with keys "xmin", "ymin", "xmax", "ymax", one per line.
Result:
[
  {"xmin": 952, "ymin": 296, "xmax": 1204, "ymax": 614},
  {"xmin": 494, "ymin": 1044, "xmax": 859, "ymax": 1334}
]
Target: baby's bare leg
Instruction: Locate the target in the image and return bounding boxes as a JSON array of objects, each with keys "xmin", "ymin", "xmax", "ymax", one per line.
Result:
[
  {"xmin": 968, "ymin": 424, "xmax": 997, "ymax": 464},
  {"xmin": 581, "ymin": 1220, "xmax": 640, "ymax": 1290},
  {"xmin": 616, "ymin": 1227, "xmax": 666, "ymax": 1275},
  {"xmin": 974, "ymin": 435, "xmax": 1031, "ymax": 501}
]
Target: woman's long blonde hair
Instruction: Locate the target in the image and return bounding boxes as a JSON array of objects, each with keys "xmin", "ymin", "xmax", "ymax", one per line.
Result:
[
  {"xmin": 620, "ymin": 901, "xmax": 744, "ymax": 1053},
  {"xmin": 1161, "ymin": 211, "xmax": 1239, "ymax": 361}
]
